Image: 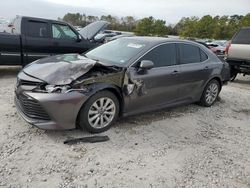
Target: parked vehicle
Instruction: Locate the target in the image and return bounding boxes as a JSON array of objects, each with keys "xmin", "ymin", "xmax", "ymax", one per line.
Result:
[
  {"xmin": 214, "ymin": 40, "xmax": 228, "ymax": 47},
  {"xmin": 225, "ymin": 27, "xmax": 250, "ymax": 81},
  {"xmin": 94, "ymin": 30, "xmax": 131, "ymax": 43},
  {"xmin": 206, "ymin": 41, "xmax": 227, "ymax": 56},
  {"xmin": 15, "ymin": 37, "xmax": 230, "ymax": 133},
  {"xmin": 94, "ymin": 33, "xmax": 118, "ymax": 43},
  {"xmin": 0, "ymin": 16, "xmax": 108, "ymax": 66},
  {"xmin": 74, "ymin": 26, "xmax": 83, "ymax": 31},
  {"xmin": 105, "ymin": 33, "xmax": 134, "ymax": 43}
]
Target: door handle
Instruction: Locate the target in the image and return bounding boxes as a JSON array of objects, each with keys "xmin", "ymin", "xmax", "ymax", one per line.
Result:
[
  {"xmin": 204, "ymin": 66, "xmax": 209, "ymax": 70},
  {"xmin": 171, "ymin": 70, "xmax": 179, "ymax": 75}
]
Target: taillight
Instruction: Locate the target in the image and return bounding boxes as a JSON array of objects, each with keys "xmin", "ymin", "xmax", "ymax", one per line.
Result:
[{"xmin": 225, "ymin": 41, "xmax": 231, "ymax": 55}]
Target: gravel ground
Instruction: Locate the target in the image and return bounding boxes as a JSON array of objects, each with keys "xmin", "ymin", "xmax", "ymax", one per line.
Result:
[{"xmin": 0, "ymin": 66, "xmax": 250, "ymax": 188}]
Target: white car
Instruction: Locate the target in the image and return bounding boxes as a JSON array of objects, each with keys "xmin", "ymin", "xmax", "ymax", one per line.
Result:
[{"xmin": 0, "ymin": 18, "xmax": 11, "ymax": 33}]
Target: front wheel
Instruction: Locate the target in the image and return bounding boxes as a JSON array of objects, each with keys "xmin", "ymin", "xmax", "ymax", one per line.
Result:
[
  {"xmin": 78, "ymin": 91, "xmax": 119, "ymax": 133},
  {"xmin": 199, "ymin": 79, "xmax": 220, "ymax": 107}
]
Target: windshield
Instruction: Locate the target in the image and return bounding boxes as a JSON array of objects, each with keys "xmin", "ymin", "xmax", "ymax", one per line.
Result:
[
  {"xmin": 0, "ymin": 18, "xmax": 9, "ymax": 25},
  {"xmin": 85, "ymin": 38, "xmax": 147, "ymax": 65}
]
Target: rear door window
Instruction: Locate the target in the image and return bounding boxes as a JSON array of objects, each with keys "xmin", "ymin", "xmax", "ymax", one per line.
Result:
[
  {"xmin": 232, "ymin": 28, "xmax": 250, "ymax": 44},
  {"xmin": 178, "ymin": 43, "xmax": 207, "ymax": 64},
  {"xmin": 140, "ymin": 43, "xmax": 177, "ymax": 67},
  {"xmin": 27, "ymin": 21, "xmax": 49, "ymax": 38}
]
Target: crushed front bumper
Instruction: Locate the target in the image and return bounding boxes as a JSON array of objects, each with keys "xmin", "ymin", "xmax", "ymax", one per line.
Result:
[{"xmin": 15, "ymin": 91, "xmax": 88, "ymax": 130}]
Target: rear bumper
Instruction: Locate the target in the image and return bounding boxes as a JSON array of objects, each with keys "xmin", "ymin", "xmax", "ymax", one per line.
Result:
[{"xmin": 15, "ymin": 91, "xmax": 88, "ymax": 130}]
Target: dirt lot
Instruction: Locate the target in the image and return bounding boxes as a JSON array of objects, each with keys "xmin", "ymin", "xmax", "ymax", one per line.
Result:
[{"xmin": 0, "ymin": 66, "xmax": 250, "ymax": 188}]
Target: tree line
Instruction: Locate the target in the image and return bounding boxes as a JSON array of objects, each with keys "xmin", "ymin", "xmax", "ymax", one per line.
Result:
[
  {"xmin": 58, "ymin": 13, "xmax": 137, "ymax": 31},
  {"xmin": 59, "ymin": 13, "xmax": 250, "ymax": 39}
]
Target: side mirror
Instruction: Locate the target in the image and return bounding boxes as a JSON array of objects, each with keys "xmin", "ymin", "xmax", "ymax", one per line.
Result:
[
  {"xmin": 139, "ymin": 60, "xmax": 154, "ymax": 70},
  {"xmin": 76, "ymin": 34, "xmax": 82, "ymax": 42},
  {"xmin": 137, "ymin": 60, "xmax": 154, "ymax": 74}
]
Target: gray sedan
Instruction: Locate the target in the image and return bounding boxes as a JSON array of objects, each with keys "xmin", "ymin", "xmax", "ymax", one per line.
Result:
[{"xmin": 15, "ymin": 37, "xmax": 230, "ymax": 133}]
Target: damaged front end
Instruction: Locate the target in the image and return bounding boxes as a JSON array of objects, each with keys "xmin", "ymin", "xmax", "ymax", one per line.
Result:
[
  {"xmin": 22, "ymin": 54, "xmax": 125, "ymax": 94},
  {"xmin": 15, "ymin": 54, "xmax": 125, "ymax": 130}
]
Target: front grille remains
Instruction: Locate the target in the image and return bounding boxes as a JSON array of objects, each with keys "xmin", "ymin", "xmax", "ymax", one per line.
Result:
[
  {"xmin": 16, "ymin": 93, "xmax": 51, "ymax": 121},
  {"xmin": 17, "ymin": 78, "xmax": 43, "ymax": 87}
]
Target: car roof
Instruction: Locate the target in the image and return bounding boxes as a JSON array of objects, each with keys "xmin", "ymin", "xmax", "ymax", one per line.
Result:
[
  {"xmin": 16, "ymin": 16, "xmax": 69, "ymax": 25},
  {"xmin": 123, "ymin": 36, "xmax": 201, "ymax": 47}
]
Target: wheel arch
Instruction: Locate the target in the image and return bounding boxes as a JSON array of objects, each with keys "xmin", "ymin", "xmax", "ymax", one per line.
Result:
[
  {"xmin": 205, "ymin": 76, "xmax": 222, "ymax": 91},
  {"xmin": 210, "ymin": 77, "xmax": 222, "ymax": 90},
  {"xmin": 198, "ymin": 76, "xmax": 222, "ymax": 102},
  {"xmin": 75, "ymin": 83, "xmax": 124, "ymax": 128}
]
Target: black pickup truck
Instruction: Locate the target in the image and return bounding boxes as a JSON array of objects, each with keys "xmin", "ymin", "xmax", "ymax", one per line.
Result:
[{"xmin": 0, "ymin": 16, "xmax": 108, "ymax": 66}]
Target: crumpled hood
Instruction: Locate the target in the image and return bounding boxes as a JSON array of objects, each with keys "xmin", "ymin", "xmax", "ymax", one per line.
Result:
[{"xmin": 23, "ymin": 54, "xmax": 99, "ymax": 85}]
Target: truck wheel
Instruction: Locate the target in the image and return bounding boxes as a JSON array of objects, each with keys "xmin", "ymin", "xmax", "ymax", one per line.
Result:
[
  {"xmin": 78, "ymin": 91, "xmax": 119, "ymax": 133},
  {"xmin": 199, "ymin": 79, "xmax": 220, "ymax": 107},
  {"xmin": 230, "ymin": 72, "xmax": 237, "ymax": 82}
]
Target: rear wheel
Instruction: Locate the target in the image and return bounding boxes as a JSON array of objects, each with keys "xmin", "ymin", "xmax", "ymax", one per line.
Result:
[
  {"xmin": 78, "ymin": 91, "xmax": 119, "ymax": 133},
  {"xmin": 200, "ymin": 79, "xmax": 220, "ymax": 107},
  {"xmin": 230, "ymin": 71, "xmax": 238, "ymax": 82}
]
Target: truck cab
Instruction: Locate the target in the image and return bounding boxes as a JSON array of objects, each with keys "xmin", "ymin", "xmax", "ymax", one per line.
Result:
[{"xmin": 0, "ymin": 16, "xmax": 108, "ymax": 66}]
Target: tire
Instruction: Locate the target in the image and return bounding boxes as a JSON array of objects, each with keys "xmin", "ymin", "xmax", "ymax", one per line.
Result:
[
  {"xmin": 230, "ymin": 67, "xmax": 238, "ymax": 82},
  {"xmin": 199, "ymin": 79, "xmax": 220, "ymax": 107},
  {"xmin": 230, "ymin": 72, "xmax": 237, "ymax": 82},
  {"xmin": 78, "ymin": 90, "xmax": 119, "ymax": 133}
]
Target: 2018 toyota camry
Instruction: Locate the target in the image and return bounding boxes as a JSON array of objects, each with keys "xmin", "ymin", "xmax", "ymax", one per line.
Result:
[{"xmin": 15, "ymin": 37, "xmax": 230, "ymax": 133}]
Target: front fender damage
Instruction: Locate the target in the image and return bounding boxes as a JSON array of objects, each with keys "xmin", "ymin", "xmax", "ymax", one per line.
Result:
[
  {"xmin": 123, "ymin": 70, "xmax": 147, "ymax": 97},
  {"xmin": 70, "ymin": 64, "xmax": 146, "ymax": 99},
  {"xmin": 71, "ymin": 64, "xmax": 125, "ymax": 96}
]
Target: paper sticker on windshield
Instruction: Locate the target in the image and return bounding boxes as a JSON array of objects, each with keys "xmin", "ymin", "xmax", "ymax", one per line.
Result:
[{"xmin": 127, "ymin": 43, "xmax": 144, "ymax": 49}]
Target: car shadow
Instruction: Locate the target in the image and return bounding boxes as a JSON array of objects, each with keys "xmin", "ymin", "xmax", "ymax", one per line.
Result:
[
  {"xmin": 43, "ymin": 104, "xmax": 201, "ymax": 142},
  {"xmin": 232, "ymin": 78, "xmax": 250, "ymax": 85},
  {"xmin": 43, "ymin": 99, "xmax": 226, "ymax": 144},
  {"xmin": 116, "ymin": 105, "xmax": 196, "ymax": 127}
]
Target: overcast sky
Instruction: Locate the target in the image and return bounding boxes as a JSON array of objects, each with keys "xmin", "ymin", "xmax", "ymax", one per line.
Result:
[{"xmin": 1, "ymin": 0, "xmax": 250, "ymax": 24}]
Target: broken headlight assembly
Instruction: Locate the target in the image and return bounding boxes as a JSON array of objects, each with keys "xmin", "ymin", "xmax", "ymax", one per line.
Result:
[
  {"xmin": 45, "ymin": 85, "xmax": 71, "ymax": 93},
  {"xmin": 32, "ymin": 82, "xmax": 91, "ymax": 93},
  {"xmin": 43, "ymin": 84, "xmax": 91, "ymax": 94}
]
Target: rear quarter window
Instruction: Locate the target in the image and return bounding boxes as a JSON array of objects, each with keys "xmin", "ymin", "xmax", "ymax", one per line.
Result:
[
  {"xmin": 27, "ymin": 21, "xmax": 49, "ymax": 38},
  {"xmin": 232, "ymin": 28, "xmax": 250, "ymax": 44},
  {"xmin": 200, "ymin": 49, "xmax": 208, "ymax": 62}
]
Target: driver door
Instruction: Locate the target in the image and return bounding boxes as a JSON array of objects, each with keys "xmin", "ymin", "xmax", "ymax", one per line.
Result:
[{"xmin": 50, "ymin": 23, "xmax": 88, "ymax": 54}]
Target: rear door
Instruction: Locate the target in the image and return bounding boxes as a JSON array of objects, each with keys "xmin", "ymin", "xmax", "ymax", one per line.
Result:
[
  {"xmin": 177, "ymin": 43, "xmax": 211, "ymax": 101},
  {"xmin": 124, "ymin": 43, "xmax": 182, "ymax": 114},
  {"xmin": 22, "ymin": 19, "xmax": 53, "ymax": 64},
  {"xmin": 51, "ymin": 23, "xmax": 89, "ymax": 54}
]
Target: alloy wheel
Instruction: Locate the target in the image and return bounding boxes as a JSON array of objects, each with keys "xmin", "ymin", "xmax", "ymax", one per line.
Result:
[
  {"xmin": 205, "ymin": 83, "xmax": 219, "ymax": 105},
  {"xmin": 88, "ymin": 97, "xmax": 116, "ymax": 129}
]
